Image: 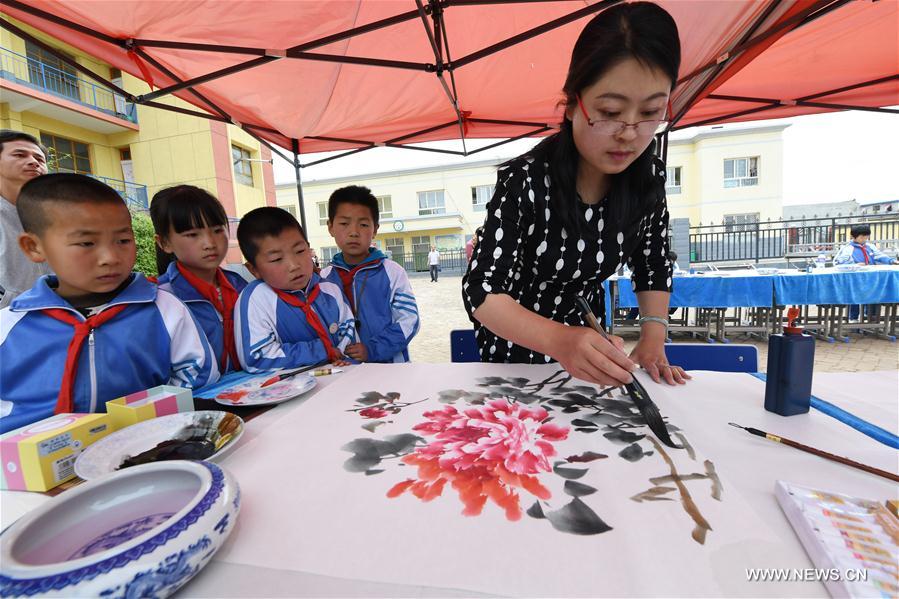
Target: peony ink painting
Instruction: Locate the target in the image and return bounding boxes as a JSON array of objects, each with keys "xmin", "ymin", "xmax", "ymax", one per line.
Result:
[{"xmin": 342, "ymin": 369, "xmax": 721, "ymax": 542}]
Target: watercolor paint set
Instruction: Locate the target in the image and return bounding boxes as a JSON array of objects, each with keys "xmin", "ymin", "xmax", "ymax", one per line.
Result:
[{"xmin": 776, "ymin": 481, "xmax": 899, "ymax": 598}]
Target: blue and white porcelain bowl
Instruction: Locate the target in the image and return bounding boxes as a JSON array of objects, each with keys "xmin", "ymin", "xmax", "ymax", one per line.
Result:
[{"xmin": 0, "ymin": 461, "xmax": 240, "ymax": 598}]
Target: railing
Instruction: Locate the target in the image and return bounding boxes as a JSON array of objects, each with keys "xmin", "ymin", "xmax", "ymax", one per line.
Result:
[
  {"xmin": 47, "ymin": 167, "xmax": 148, "ymax": 210},
  {"xmin": 689, "ymin": 214, "xmax": 899, "ymax": 264},
  {"xmin": 0, "ymin": 47, "xmax": 137, "ymax": 124},
  {"xmin": 385, "ymin": 248, "xmax": 469, "ymax": 274},
  {"xmin": 93, "ymin": 175, "xmax": 148, "ymax": 210}
]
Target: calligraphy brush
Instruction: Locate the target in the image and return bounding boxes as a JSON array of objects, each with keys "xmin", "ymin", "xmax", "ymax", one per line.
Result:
[
  {"xmin": 575, "ymin": 296, "xmax": 681, "ymax": 449},
  {"xmin": 729, "ymin": 423, "xmax": 899, "ymax": 483},
  {"xmin": 260, "ymin": 360, "xmax": 330, "ymax": 388}
]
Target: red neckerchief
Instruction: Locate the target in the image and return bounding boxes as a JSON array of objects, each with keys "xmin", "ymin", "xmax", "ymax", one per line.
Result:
[
  {"xmin": 176, "ymin": 263, "xmax": 240, "ymax": 371},
  {"xmin": 42, "ymin": 305, "xmax": 129, "ymax": 414},
  {"xmin": 335, "ymin": 259, "xmax": 382, "ymax": 313},
  {"xmin": 272, "ymin": 285, "xmax": 341, "ymax": 362},
  {"xmin": 859, "ymin": 244, "xmax": 870, "ymax": 265}
]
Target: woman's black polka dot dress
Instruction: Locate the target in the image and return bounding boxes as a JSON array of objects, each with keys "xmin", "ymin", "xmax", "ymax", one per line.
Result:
[{"xmin": 462, "ymin": 155, "xmax": 673, "ymax": 363}]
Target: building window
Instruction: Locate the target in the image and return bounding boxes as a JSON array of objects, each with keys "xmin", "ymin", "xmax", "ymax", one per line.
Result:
[
  {"xmin": 417, "ymin": 190, "xmax": 445, "ymax": 216},
  {"xmin": 665, "ymin": 166, "xmax": 682, "ymax": 194},
  {"xmin": 25, "ymin": 41, "xmax": 79, "ymax": 101},
  {"xmin": 317, "ymin": 202, "xmax": 329, "ymax": 225},
  {"xmin": 377, "ymin": 195, "xmax": 393, "ymax": 219},
  {"xmin": 279, "ymin": 204, "xmax": 298, "ymax": 219},
  {"xmin": 384, "ymin": 237, "xmax": 405, "ymax": 258},
  {"xmin": 319, "ymin": 246, "xmax": 339, "ymax": 263},
  {"xmin": 723, "ymin": 213, "xmax": 760, "ymax": 233},
  {"xmin": 723, "ymin": 157, "xmax": 758, "ymax": 188},
  {"xmin": 471, "ymin": 184, "xmax": 494, "ymax": 212},
  {"xmin": 40, "ymin": 133, "xmax": 91, "ymax": 174},
  {"xmin": 231, "ymin": 145, "xmax": 254, "ymax": 186}
]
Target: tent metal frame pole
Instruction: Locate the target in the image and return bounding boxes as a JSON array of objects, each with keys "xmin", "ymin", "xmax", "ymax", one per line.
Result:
[
  {"xmin": 676, "ymin": 0, "xmax": 846, "ymax": 87},
  {"xmin": 465, "ymin": 126, "xmax": 551, "ymax": 156},
  {"xmin": 449, "ymin": 0, "xmax": 622, "ymax": 70},
  {"xmin": 670, "ymin": 0, "xmax": 788, "ymax": 128},
  {"xmin": 292, "ymin": 140, "xmax": 307, "ymax": 233},
  {"xmin": 797, "ymin": 74, "xmax": 899, "ymax": 102},
  {"xmin": 2, "ymin": 0, "xmax": 123, "ymax": 45},
  {"xmin": 416, "ymin": 0, "xmax": 468, "ymax": 154},
  {"xmin": 707, "ymin": 94, "xmax": 899, "ymax": 115},
  {"xmin": 671, "ymin": 0, "xmax": 854, "ymax": 129}
]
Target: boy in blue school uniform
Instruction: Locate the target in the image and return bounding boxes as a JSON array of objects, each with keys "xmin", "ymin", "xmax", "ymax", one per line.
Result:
[
  {"xmin": 320, "ymin": 186, "xmax": 419, "ymax": 363},
  {"xmin": 0, "ymin": 174, "xmax": 218, "ymax": 433},
  {"xmin": 833, "ymin": 223, "xmax": 898, "ymax": 321},
  {"xmin": 234, "ymin": 207, "xmax": 355, "ymax": 372}
]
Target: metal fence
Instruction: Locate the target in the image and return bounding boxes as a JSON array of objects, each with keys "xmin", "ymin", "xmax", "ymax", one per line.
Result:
[
  {"xmin": 386, "ymin": 248, "xmax": 469, "ymax": 275},
  {"xmin": 689, "ymin": 214, "xmax": 899, "ymax": 263}
]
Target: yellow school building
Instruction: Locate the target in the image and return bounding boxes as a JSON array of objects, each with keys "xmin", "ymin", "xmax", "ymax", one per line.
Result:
[{"xmin": 0, "ymin": 17, "xmax": 276, "ymax": 265}]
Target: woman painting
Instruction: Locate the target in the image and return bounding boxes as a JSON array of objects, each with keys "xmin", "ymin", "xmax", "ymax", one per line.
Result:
[{"xmin": 463, "ymin": 2, "xmax": 689, "ymax": 387}]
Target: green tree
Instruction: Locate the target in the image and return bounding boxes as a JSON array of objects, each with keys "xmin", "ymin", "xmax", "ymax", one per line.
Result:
[{"xmin": 132, "ymin": 211, "xmax": 158, "ymax": 277}]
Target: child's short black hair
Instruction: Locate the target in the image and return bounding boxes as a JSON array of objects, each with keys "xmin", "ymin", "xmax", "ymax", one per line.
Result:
[
  {"xmin": 150, "ymin": 185, "xmax": 229, "ymax": 273},
  {"xmin": 328, "ymin": 185, "xmax": 379, "ymax": 226},
  {"xmin": 667, "ymin": 250, "xmax": 678, "ymax": 261},
  {"xmin": 237, "ymin": 206, "xmax": 306, "ymax": 266},
  {"xmin": 17, "ymin": 173, "xmax": 125, "ymax": 235},
  {"xmin": 850, "ymin": 224, "xmax": 871, "ymax": 238}
]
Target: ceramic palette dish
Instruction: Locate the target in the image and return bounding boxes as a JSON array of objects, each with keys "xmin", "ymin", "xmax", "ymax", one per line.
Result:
[
  {"xmin": 213, "ymin": 373, "xmax": 317, "ymax": 407},
  {"xmin": 0, "ymin": 460, "xmax": 240, "ymax": 598},
  {"xmin": 74, "ymin": 411, "xmax": 244, "ymax": 481}
]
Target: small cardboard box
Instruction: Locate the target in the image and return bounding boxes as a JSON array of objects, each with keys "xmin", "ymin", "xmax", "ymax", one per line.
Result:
[
  {"xmin": 105, "ymin": 385, "xmax": 194, "ymax": 431},
  {"xmin": 1, "ymin": 413, "xmax": 113, "ymax": 491}
]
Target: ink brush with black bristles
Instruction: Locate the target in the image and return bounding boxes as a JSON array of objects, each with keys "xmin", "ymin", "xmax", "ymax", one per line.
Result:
[{"xmin": 575, "ymin": 296, "xmax": 681, "ymax": 449}]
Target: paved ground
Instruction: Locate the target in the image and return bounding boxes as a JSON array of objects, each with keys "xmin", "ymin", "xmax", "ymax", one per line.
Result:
[{"xmin": 407, "ymin": 274, "xmax": 899, "ymax": 372}]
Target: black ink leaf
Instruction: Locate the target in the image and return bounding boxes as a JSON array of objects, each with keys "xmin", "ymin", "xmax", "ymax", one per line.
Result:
[
  {"xmin": 382, "ymin": 433, "xmax": 423, "ymax": 455},
  {"xmin": 571, "ymin": 419, "xmax": 597, "ymax": 428},
  {"xmin": 545, "ymin": 498, "xmax": 612, "ymax": 535},
  {"xmin": 562, "ymin": 406, "xmax": 581, "ymax": 414},
  {"xmin": 344, "ymin": 454, "xmax": 381, "ymax": 473},
  {"xmin": 603, "ymin": 430, "xmax": 646, "ymax": 445},
  {"xmin": 364, "ymin": 469, "xmax": 385, "ymax": 476},
  {"xmin": 618, "ymin": 443, "xmax": 648, "ymax": 462},
  {"xmin": 553, "ymin": 464, "xmax": 588, "ymax": 479},
  {"xmin": 564, "ymin": 480, "xmax": 598, "ymax": 497},
  {"xmin": 575, "ymin": 428, "xmax": 598, "ymax": 433},
  {"xmin": 477, "ymin": 377, "xmax": 508, "ymax": 387},
  {"xmin": 527, "ymin": 501, "xmax": 546, "ymax": 519}
]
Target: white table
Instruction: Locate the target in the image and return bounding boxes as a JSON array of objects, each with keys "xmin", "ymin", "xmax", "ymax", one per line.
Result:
[{"xmin": 2, "ymin": 367, "xmax": 896, "ymax": 597}]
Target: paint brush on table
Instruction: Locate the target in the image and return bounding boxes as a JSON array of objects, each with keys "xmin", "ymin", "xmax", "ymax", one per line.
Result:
[
  {"xmin": 575, "ymin": 296, "xmax": 681, "ymax": 449},
  {"xmin": 260, "ymin": 360, "xmax": 330, "ymax": 388},
  {"xmin": 729, "ymin": 423, "xmax": 899, "ymax": 483}
]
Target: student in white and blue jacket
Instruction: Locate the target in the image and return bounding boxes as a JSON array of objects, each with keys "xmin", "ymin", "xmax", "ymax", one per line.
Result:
[
  {"xmin": 0, "ymin": 174, "xmax": 218, "ymax": 433},
  {"xmin": 320, "ymin": 186, "xmax": 420, "ymax": 363},
  {"xmin": 234, "ymin": 207, "xmax": 356, "ymax": 373},
  {"xmin": 833, "ymin": 224, "xmax": 898, "ymax": 266}
]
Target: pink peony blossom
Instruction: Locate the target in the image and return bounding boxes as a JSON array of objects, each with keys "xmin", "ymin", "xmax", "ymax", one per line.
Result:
[
  {"xmin": 413, "ymin": 399, "xmax": 568, "ymax": 475},
  {"xmin": 388, "ymin": 399, "xmax": 569, "ymax": 521}
]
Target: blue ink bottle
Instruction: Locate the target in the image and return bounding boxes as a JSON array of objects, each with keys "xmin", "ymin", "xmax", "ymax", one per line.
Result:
[{"xmin": 765, "ymin": 307, "xmax": 814, "ymax": 416}]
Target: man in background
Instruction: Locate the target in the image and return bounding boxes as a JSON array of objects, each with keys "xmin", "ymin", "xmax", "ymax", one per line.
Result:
[
  {"xmin": 428, "ymin": 245, "xmax": 440, "ymax": 282},
  {"xmin": 0, "ymin": 130, "xmax": 50, "ymax": 308}
]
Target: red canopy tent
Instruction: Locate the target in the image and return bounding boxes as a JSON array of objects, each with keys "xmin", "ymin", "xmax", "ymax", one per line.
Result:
[{"xmin": 2, "ymin": 0, "xmax": 896, "ymax": 228}]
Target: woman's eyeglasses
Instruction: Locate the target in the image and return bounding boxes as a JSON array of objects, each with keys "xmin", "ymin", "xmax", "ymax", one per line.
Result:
[{"xmin": 576, "ymin": 94, "xmax": 670, "ymax": 136}]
